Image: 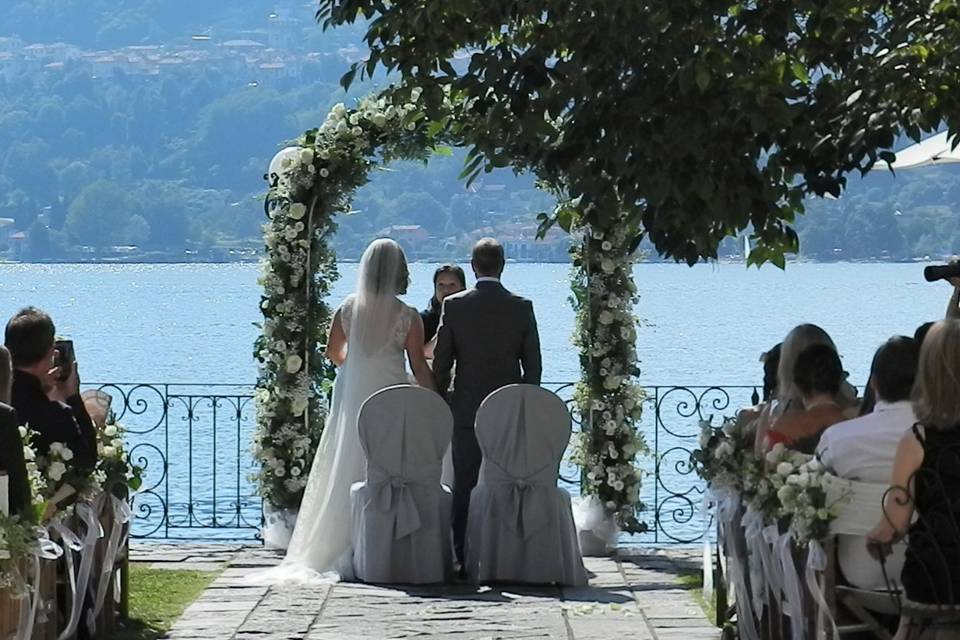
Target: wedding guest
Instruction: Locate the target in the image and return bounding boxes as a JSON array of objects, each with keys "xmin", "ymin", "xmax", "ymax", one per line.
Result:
[
  {"xmin": 421, "ymin": 265, "xmax": 467, "ymax": 344},
  {"xmin": 755, "ymin": 324, "xmax": 855, "ymax": 451},
  {"xmin": 736, "ymin": 343, "xmax": 781, "ymax": 431},
  {"xmin": 0, "ymin": 345, "xmax": 32, "ymax": 519},
  {"xmin": 5, "ymin": 308, "xmax": 96, "ymax": 473},
  {"xmin": 868, "ymin": 320, "xmax": 960, "ymax": 638},
  {"xmin": 766, "ymin": 343, "xmax": 847, "ymax": 453},
  {"xmin": 816, "ymin": 336, "xmax": 919, "ymax": 589}
]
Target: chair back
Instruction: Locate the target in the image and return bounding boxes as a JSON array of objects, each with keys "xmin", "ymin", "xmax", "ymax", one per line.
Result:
[
  {"xmin": 475, "ymin": 384, "xmax": 571, "ymax": 480},
  {"xmin": 358, "ymin": 384, "xmax": 452, "ymax": 479},
  {"xmin": 825, "ymin": 475, "xmax": 889, "ymax": 536},
  {"xmin": 474, "ymin": 385, "xmax": 571, "ymax": 539}
]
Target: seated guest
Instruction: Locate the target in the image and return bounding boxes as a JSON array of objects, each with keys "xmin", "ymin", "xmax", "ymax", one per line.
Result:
[
  {"xmin": 0, "ymin": 345, "xmax": 32, "ymax": 519},
  {"xmin": 737, "ymin": 343, "xmax": 781, "ymax": 430},
  {"xmin": 868, "ymin": 320, "xmax": 960, "ymax": 638},
  {"xmin": 755, "ymin": 324, "xmax": 856, "ymax": 452},
  {"xmin": 421, "ymin": 265, "xmax": 466, "ymax": 355},
  {"xmin": 817, "ymin": 336, "xmax": 919, "ymax": 589},
  {"xmin": 767, "ymin": 343, "xmax": 848, "ymax": 453},
  {"xmin": 5, "ymin": 308, "xmax": 96, "ymax": 473}
]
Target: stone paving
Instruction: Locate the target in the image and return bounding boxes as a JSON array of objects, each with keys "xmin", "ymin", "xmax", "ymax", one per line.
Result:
[{"xmin": 145, "ymin": 545, "xmax": 719, "ymax": 640}]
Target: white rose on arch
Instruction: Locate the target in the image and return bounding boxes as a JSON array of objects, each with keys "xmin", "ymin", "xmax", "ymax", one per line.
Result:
[
  {"xmin": 285, "ymin": 355, "xmax": 303, "ymax": 374},
  {"xmin": 287, "ymin": 203, "xmax": 307, "ymax": 221}
]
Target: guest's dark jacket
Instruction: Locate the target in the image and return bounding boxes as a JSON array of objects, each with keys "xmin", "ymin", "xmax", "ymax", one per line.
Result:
[
  {"xmin": 10, "ymin": 370, "xmax": 97, "ymax": 473},
  {"xmin": 0, "ymin": 402, "xmax": 33, "ymax": 520}
]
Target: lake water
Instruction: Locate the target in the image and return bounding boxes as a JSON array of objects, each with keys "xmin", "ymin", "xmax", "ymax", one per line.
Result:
[
  {"xmin": 0, "ymin": 261, "xmax": 948, "ymax": 542},
  {"xmin": 0, "ymin": 261, "xmax": 946, "ymax": 385}
]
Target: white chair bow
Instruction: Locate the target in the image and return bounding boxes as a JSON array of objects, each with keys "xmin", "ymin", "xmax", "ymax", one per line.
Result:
[
  {"xmin": 465, "ymin": 384, "xmax": 588, "ymax": 585},
  {"xmin": 350, "ymin": 385, "xmax": 454, "ymax": 584}
]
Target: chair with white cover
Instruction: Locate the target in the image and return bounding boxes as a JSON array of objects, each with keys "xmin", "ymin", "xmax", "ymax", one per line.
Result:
[
  {"xmin": 811, "ymin": 476, "xmax": 905, "ymax": 639},
  {"xmin": 350, "ymin": 384, "xmax": 454, "ymax": 584},
  {"xmin": 465, "ymin": 384, "xmax": 588, "ymax": 585}
]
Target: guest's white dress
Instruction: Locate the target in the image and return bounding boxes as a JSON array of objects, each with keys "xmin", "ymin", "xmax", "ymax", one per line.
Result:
[{"xmin": 277, "ymin": 295, "xmax": 417, "ymax": 580}]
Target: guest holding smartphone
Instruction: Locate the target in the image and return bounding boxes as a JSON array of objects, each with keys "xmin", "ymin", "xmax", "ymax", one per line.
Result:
[{"xmin": 5, "ymin": 307, "xmax": 96, "ymax": 473}]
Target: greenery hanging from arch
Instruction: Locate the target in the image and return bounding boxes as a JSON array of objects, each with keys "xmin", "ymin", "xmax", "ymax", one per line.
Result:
[{"xmin": 253, "ymin": 89, "xmax": 454, "ymax": 510}]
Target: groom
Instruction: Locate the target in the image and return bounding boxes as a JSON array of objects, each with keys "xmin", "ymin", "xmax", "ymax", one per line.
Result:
[{"xmin": 433, "ymin": 237, "xmax": 542, "ymax": 565}]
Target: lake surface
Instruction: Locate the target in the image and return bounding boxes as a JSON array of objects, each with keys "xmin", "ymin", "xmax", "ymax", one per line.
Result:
[
  {"xmin": 0, "ymin": 261, "xmax": 948, "ymax": 542},
  {"xmin": 0, "ymin": 261, "xmax": 946, "ymax": 386}
]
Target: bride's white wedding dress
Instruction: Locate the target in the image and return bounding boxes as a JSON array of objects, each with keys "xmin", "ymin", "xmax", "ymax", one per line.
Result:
[{"xmin": 275, "ymin": 294, "xmax": 417, "ymax": 581}]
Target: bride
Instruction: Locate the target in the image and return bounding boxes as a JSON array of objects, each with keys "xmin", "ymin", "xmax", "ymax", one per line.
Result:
[{"xmin": 277, "ymin": 238, "xmax": 436, "ymax": 580}]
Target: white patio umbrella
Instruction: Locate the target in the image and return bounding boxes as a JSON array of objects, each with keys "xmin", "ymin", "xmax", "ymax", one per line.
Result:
[{"xmin": 888, "ymin": 131, "xmax": 960, "ymax": 169}]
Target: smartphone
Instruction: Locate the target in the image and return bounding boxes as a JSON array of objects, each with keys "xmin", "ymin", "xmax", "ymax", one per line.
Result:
[{"xmin": 54, "ymin": 339, "xmax": 74, "ymax": 382}]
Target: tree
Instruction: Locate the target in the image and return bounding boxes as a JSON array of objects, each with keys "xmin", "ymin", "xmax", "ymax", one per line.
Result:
[
  {"xmin": 65, "ymin": 180, "xmax": 138, "ymax": 249},
  {"xmin": 319, "ymin": 0, "xmax": 960, "ymax": 265}
]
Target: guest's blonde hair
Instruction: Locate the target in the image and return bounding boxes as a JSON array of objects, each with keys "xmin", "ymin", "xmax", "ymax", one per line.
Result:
[
  {"xmin": 912, "ymin": 319, "xmax": 960, "ymax": 430},
  {"xmin": 776, "ymin": 324, "xmax": 838, "ymax": 409},
  {"xmin": 0, "ymin": 345, "xmax": 12, "ymax": 405}
]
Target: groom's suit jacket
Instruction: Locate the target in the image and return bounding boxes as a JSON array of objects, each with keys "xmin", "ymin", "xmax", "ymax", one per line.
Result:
[{"xmin": 433, "ymin": 279, "xmax": 542, "ymax": 430}]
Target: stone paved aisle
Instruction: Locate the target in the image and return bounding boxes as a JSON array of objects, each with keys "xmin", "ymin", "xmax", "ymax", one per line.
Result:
[{"xmin": 164, "ymin": 548, "xmax": 719, "ymax": 640}]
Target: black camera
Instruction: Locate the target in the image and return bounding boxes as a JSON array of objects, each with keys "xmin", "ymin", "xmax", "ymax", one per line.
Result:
[{"xmin": 924, "ymin": 263, "xmax": 960, "ymax": 283}]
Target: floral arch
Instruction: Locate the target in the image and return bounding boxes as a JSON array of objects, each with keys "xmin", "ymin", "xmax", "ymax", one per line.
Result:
[{"xmin": 253, "ymin": 90, "xmax": 646, "ymax": 538}]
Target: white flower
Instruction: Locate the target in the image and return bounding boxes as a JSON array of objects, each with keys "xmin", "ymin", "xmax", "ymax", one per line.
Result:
[
  {"xmin": 17, "ymin": 426, "xmax": 26, "ymax": 438},
  {"xmin": 318, "ymin": 149, "xmax": 330, "ymax": 160},
  {"xmin": 600, "ymin": 258, "xmax": 616, "ymax": 273},
  {"xmin": 299, "ymin": 148, "xmax": 314, "ymax": 165},
  {"xmin": 290, "ymin": 467, "xmax": 301, "ymax": 477},
  {"xmin": 598, "ymin": 310, "xmax": 614, "ymax": 325},
  {"xmin": 372, "ymin": 113, "xmax": 386, "ymax": 128},
  {"xmin": 776, "ymin": 462, "xmax": 795, "ymax": 477},
  {"xmin": 102, "ymin": 445, "xmax": 117, "ymax": 458},
  {"xmin": 410, "ymin": 87, "xmax": 422, "ymax": 102},
  {"xmin": 48, "ymin": 461, "xmax": 67, "ymax": 482},
  {"xmin": 319, "ymin": 168, "xmax": 330, "ymax": 178},
  {"xmin": 698, "ymin": 429, "xmax": 711, "ymax": 449},
  {"xmin": 352, "ymin": 126, "xmax": 363, "ymax": 136},
  {"xmin": 104, "ymin": 425, "xmax": 119, "ymax": 437},
  {"xmin": 291, "ymin": 394, "xmax": 309, "ymax": 417},
  {"xmin": 349, "ymin": 113, "xmax": 360, "ymax": 125},
  {"xmin": 22, "ymin": 446, "xmax": 34, "ymax": 462},
  {"xmin": 331, "ymin": 103, "xmax": 346, "ymax": 118},
  {"xmin": 285, "ymin": 355, "xmax": 303, "ymax": 374},
  {"xmin": 405, "ymin": 122, "xmax": 416, "ymax": 131},
  {"xmin": 602, "ymin": 241, "xmax": 613, "ymax": 251},
  {"xmin": 288, "ymin": 203, "xmax": 307, "ymax": 220}
]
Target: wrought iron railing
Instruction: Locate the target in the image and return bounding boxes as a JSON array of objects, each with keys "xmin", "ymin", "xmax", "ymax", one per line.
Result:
[{"xmin": 92, "ymin": 381, "xmax": 761, "ymax": 544}]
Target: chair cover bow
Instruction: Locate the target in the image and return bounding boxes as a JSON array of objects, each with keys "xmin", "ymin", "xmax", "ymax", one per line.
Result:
[
  {"xmin": 367, "ymin": 463, "xmax": 438, "ymax": 540},
  {"xmin": 484, "ymin": 460, "xmax": 554, "ymax": 539}
]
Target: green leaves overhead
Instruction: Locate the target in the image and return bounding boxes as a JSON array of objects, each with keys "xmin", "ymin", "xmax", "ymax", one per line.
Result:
[{"xmin": 316, "ymin": 0, "xmax": 960, "ymax": 265}]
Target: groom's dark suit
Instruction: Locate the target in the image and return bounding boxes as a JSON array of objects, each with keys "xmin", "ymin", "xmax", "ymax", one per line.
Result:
[{"xmin": 433, "ymin": 278, "xmax": 542, "ymax": 561}]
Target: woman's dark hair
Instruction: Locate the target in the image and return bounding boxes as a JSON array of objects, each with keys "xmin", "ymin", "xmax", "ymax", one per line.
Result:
[
  {"xmin": 914, "ymin": 321, "xmax": 935, "ymax": 347},
  {"xmin": 427, "ymin": 264, "xmax": 467, "ymax": 313},
  {"xmin": 4, "ymin": 307, "xmax": 55, "ymax": 367},
  {"xmin": 793, "ymin": 343, "xmax": 844, "ymax": 398},
  {"xmin": 761, "ymin": 343, "xmax": 782, "ymax": 402},
  {"xmin": 433, "ymin": 264, "xmax": 466, "ymax": 288}
]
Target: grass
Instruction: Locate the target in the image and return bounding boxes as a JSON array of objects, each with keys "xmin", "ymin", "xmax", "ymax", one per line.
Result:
[
  {"xmin": 112, "ymin": 564, "xmax": 220, "ymax": 640},
  {"xmin": 677, "ymin": 570, "xmax": 717, "ymax": 624}
]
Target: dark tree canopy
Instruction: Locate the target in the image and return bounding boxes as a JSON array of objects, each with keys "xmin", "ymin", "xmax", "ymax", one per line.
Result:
[{"xmin": 319, "ymin": 0, "xmax": 960, "ymax": 265}]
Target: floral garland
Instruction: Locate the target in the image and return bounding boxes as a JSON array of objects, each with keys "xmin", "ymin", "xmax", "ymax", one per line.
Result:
[
  {"xmin": 254, "ymin": 89, "xmax": 453, "ymax": 510},
  {"xmin": 0, "ymin": 514, "xmax": 40, "ymax": 595},
  {"xmin": 569, "ymin": 216, "xmax": 647, "ymax": 534},
  {"xmin": 23, "ymin": 427, "xmax": 99, "ymax": 521},
  {"xmin": 96, "ymin": 421, "xmax": 143, "ymax": 495},
  {"xmin": 693, "ymin": 420, "xmax": 849, "ymax": 546}
]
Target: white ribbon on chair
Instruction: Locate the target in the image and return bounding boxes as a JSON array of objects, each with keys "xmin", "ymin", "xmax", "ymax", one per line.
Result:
[
  {"xmin": 15, "ymin": 528, "xmax": 63, "ymax": 640},
  {"xmin": 483, "ymin": 460, "xmax": 554, "ymax": 539},
  {"xmin": 715, "ymin": 490, "xmax": 760, "ymax": 640},
  {"xmin": 86, "ymin": 493, "xmax": 132, "ymax": 635},
  {"xmin": 367, "ymin": 463, "xmax": 436, "ymax": 540},
  {"xmin": 51, "ymin": 503, "xmax": 103, "ymax": 640},
  {"xmin": 777, "ymin": 531, "xmax": 805, "ymax": 640},
  {"xmin": 741, "ymin": 508, "xmax": 768, "ymax": 614},
  {"xmin": 805, "ymin": 539, "xmax": 840, "ymax": 640}
]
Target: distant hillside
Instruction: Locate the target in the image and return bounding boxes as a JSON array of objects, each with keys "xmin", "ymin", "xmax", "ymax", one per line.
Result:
[{"xmin": 0, "ymin": 1, "xmax": 958, "ymax": 263}]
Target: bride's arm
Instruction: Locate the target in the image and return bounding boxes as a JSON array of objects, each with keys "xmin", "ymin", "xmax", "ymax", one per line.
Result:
[
  {"xmin": 405, "ymin": 313, "xmax": 437, "ymax": 391},
  {"xmin": 325, "ymin": 309, "xmax": 347, "ymax": 366}
]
